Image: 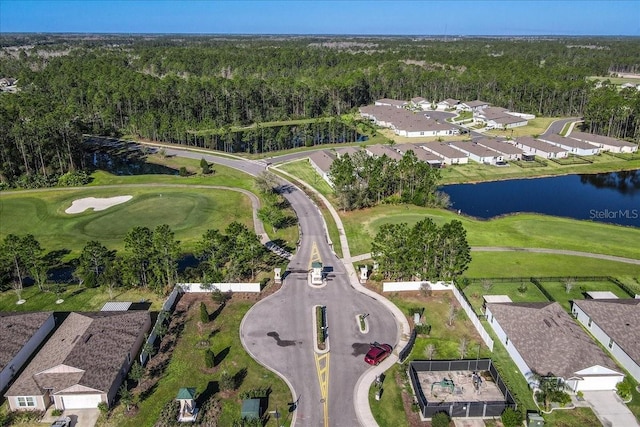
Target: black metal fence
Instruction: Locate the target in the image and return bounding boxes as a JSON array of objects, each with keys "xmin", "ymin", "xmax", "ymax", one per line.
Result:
[
  {"xmin": 398, "ymin": 329, "xmax": 417, "ymax": 363},
  {"xmin": 409, "ymin": 359, "xmax": 516, "ymax": 419}
]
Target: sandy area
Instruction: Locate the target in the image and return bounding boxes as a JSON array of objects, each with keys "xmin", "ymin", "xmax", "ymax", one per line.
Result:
[{"xmin": 65, "ymin": 195, "xmax": 133, "ymax": 214}]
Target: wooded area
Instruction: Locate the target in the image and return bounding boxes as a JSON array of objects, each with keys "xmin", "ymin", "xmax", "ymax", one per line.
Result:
[
  {"xmin": 1, "ymin": 34, "xmax": 639, "ymax": 186},
  {"xmin": 0, "ymin": 222, "xmax": 273, "ymax": 296}
]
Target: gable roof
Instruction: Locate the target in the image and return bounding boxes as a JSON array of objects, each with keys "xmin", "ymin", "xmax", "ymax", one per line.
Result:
[
  {"xmin": 308, "ymin": 150, "xmax": 336, "ymax": 173},
  {"xmin": 474, "ymin": 138, "xmax": 524, "ymax": 155},
  {"xmin": 515, "ymin": 137, "xmax": 567, "ymax": 154},
  {"xmin": 450, "ymin": 142, "xmax": 502, "ymax": 158},
  {"xmin": 572, "ymin": 299, "xmax": 640, "ymax": 364},
  {"xmin": 568, "ymin": 131, "xmax": 637, "ymax": 148},
  {"xmin": 6, "ymin": 311, "xmax": 149, "ymax": 397},
  {"xmin": 462, "ymin": 100, "xmax": 490, "ymax": 108},
  {"xmin": 539, "ymin": 134, "xmax": 598, "ymax": 150},
  {"xmin": 366, "ymin": 144, "xmax": 403, "ymax": 160},
  {"xmin": 335, "ymin": 146, "xmax": 361, "ymax": 158},
  {"xmin": 422, "ymin": 142, "xmax": 468, "ymax": 160},
  {"xmin": 0, "ymin": 312, "xmax": 54, "ymax": 372},
  {"xmin": 487, "ymin": 302, "xmax": 620, "ymax": 379},
  {"xmin": 395, "ymin": 144, "xmax": 442, "ymax": 163}
]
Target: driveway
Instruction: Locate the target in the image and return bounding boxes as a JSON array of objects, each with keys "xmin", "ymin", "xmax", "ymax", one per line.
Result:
[
  {"xmin": 453, "ymin": 418, "xmax": 486, "ymax": 427},
  {"xmin": 66, "ymin": 408, "xmax": 99, "ymax": 427},
  {"xmin": 582, "ymin": 390, "xmax": 640, "ymax": 427}
]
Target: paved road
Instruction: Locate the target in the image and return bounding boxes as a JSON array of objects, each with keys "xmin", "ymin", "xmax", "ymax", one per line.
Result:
[
  {"xmin": 542, "ymin": 117, "xmax": 582, "ymax": 136},
  {"xmin": 140, "ymin": 142, "xmax": 399, "ymax": 426}
]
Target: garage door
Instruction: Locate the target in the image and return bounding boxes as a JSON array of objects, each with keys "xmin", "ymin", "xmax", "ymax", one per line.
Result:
[
  {"xmin": 62, "ymin": 394, "xmax": 103, "ymax": 409},
  {"xmin": 577, "ymin": 375, "xmax": 623, "ymax": 391}
]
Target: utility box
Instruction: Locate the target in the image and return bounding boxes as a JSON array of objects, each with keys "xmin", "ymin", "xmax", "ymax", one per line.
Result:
[{"xmin": 527, "ymin": 413, "xmax": 544, "ymax": 427}]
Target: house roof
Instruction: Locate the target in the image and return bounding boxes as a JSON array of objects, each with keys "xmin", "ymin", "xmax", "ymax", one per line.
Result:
[
  {"xmin": 440, "ymin": 98, "xmax": 460, "ymax": 106},
  {"xmin": 572, "ymin": 299, "xmax": 640, "ymax": 364},
  {"xmin": 462, "ymin": 100, "xmax": 490, "ymax": 108},
  {"xmin": 335, "ymin": 146, "xmax": 360, "ymax": 158},
  {"xmin": 568, "ymin": 131, "xmax": 637, "ymax": 148},
  {"xmin": 308, "ymin": 150, "xmax": 336, "ymax": 173},
  {"xmin": 395, "ymin": 144, "xmax": 442, "ymax": 163},
  {"xmin": 539, "ymin": 134, "xmax": 598, "ymax": 150},
  {"xmin": 375, "ymin": 98, "xmax": 407, "ymax": 107},
  {"xmin": 421, "ymin": 142, "xmax": 468, "ymax": 160},
  {"xmin": 366, "ymin": 144, "xmax": 403, "ymax": 160},
  {"xmin": 491, "ymin": 115, "xmax": 527, "ymax": 125},
  {"xmin": 487, "ymin": 302, "xmax": 620, "ymax": 379},
  {"xmin": 475, "ymin": 138, "xmax": 524, "ymax": 155},
  {"xmin": 0, "ymin": 312, "xmax": 53, "ymax": 372},
  {"xmin": 411, "ymin": 97, "xmax": 429, "ymax": 104},
  {"xmin": 5, "ymin": 311, "xmax": 150, "ymax": 397},
  {"xmin": 515, "ymin": 137, "xmax": 567, "ymax": 154},
  {"xmin": 450, "ymin": 142, "xmax": 502, "ymax": 158}
]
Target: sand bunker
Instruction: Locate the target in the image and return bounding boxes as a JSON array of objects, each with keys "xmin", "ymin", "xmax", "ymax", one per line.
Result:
[{"xmin": 65, "ymin": 195, "xmax": 133, "ymax": 214}]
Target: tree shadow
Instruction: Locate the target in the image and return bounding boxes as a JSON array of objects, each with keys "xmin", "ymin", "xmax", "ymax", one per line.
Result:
[
  {"xmin": 214, "ymin": 347, "xmax": 230, "ymax": 366},
  {"xmin": 138, "ymin": 382, "xmax": 158, "ymax": 402},
  {"xmin": 233, "ymin": 368, "xmax": 248, "ymax": 389},
  {"xmin": 209, "ymin": 303, "xmax": 226, "ymax": 322},
  {"xmin": 208, "ymin": 328, "xmax": 220, "ymax": 339},
  {"xmin": 197, "ymin": 381, "xmax": 220, "ymax": 406}
]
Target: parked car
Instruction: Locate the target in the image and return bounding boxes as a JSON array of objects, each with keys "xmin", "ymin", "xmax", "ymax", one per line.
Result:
[
  {"xmin": 51, "ymin": 417, "xmax": 71, "ymax": 427},
  {"xmin": 364, "ymin": 342, "xmax": 393, "ymax": 365}
]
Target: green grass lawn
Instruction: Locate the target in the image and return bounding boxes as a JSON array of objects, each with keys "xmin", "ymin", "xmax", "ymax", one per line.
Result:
[
  {"xmin": 539, "ymin": 279, "xmax": 631, "ymax": 311},
  {"xmin": 0, "ymin": 284, "xmax": 166, "ymax": 312},
  {"xmin": 276, "ymin": 160, "xmax": 335, "ymax": 199},
  {"xmin": 100, "ymin": 296, "xmax": 292, "ymax": 427},
  {"xmin": 0, "ymin": 187, "xmax": 253, "ymax": 256},
  {"xmin": 485, "ymin": 117, "xmax": 563, "ymax": 139},
  {"xmin": 368, "ymin": 364, "xmax": 410, "ymax": 427},
  {"xmin": 340, "ymin": 204, "xmax": 640, "ymax": 260},
  {"xmin": 463, "ymin": 281, "xmax": 549, "ymax": 313},
  {"xmin": 466, "ymin": 253, "xmax": 640, "ymax": 278},
  {"xmin": 542, "ymin": 407, "xmax": 603, "ymax": 426}
]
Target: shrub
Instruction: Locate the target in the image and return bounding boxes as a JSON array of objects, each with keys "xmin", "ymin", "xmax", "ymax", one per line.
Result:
[
  {"xmin": 501, "ymin": 407, "xmax": 522, "ymax": 427},
  {"xmin": 179, "ymin": 166, "xmax": 189, "ymax": 177},
  {"xmin": 200, "ymin": 302, "xmax": 209, "ymax": 323},
  {"xmin": 431, "ymin": 411, "xmax": 451, "ymax": 427},
  {"xmin": 205, "ymin": 349, "xmax": 215, "ymax": 368},
  {"xmin": 51, "ymin": 408, "xmax": 63, "ymax": 416},
  {"xmin": 219, "ymin": 370, "xmax": 236, "ymax": 391},
  {"xmin": 57, "ymin": 170, "xmax": 91, "ymax": 186},
  {"xmin": 617, "ymin": 376, "xmax": 634, "ymax": 400},
  {"xmin": 98, "ymin": 401, "xmax": 109, "ymax": 414},
  {"xmin": 414, "ymin": 324, "xmax": 432, "ymax": 335}
]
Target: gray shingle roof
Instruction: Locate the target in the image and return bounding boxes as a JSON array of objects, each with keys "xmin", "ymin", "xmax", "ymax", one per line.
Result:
[
  {"xmin": 487, "ymin": 302, "xmax": 619, "ymax": 379},
  {"xmin": 539, "ymin": 134, "xmax": 598, "ymax": 150},
  {"xmin": 516, "ymin": 137, "xmax": 567, "ymax": 154},
  {"xmin": 421, "ymin": 142, "xmax": 467, "ymax": 159},
  {"xmin": 572, "ymin": 299, "xmax": 640, "ymax": 364},
  {"xmin": 0, "ymin": 312, "xmax": 53, "ymax": 372},
  {"xmin": 308, "ymin": 150, "xmax": 336, "ymax": 173},
  {"xmin": 475, "ymin": 138, "xmax": 524, "ymax": 155},
  {"xmin": 568, "ymin": 131, "xmax": 637, "ymax": 148},
  {"xmin": 5, "ymin": 311, "xmax": 149, "ymax": 397}
]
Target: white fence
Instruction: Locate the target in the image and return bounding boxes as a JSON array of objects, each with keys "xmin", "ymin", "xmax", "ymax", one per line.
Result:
[
  {"xmin": 140, "ymin": 286, "xmax": 182, "ymax": 365},
  {"xmin": 382, "ymin": 280, "xmax": 494, "ymax": 351},
  {"xmin": 177, "ymin": 282, "xmax": 261, "ymax": 293},
  {"xmin": 382, "ymin": 280, "xmax": 452, "ymax": 292}
]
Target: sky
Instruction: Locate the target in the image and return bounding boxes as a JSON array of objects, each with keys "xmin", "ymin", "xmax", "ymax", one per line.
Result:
[{"xmin": 1, "ymin": 1, "xmax": 639, "ymax": 36}]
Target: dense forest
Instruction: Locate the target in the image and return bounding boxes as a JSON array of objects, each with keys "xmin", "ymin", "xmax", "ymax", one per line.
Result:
[{"xmin": 0, "ymin": 34, "xmax": 639, "ymax": 186}]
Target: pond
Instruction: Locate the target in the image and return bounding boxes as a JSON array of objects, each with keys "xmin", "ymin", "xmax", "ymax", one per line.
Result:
[{"xmin": 443, "ymin": 170, "xmax": 640, "ymax": 227}]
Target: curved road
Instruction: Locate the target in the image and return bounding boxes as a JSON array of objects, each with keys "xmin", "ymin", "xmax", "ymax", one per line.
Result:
[{"xmin": 153, "ymin": 144, "xmax": 399, "ymax": 426}]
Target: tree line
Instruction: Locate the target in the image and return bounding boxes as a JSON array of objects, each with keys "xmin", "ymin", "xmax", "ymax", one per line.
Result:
[
  {"xmin": 329, "ymin": 149, "xmax": 446, "ymax": 211},
  {"xmin": 0, "ymin": 35, "xmax": 638, "ymax": 186},
  {"xmin": 371, "ymin": 218, "xmax": 471, "ymax": 281},
  {"xmin": 0, "ymin": 222, "xmax": 273, "ymax": 297}
]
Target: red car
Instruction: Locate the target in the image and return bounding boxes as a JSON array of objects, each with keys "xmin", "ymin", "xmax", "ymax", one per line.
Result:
[{"xmin": 364, "ymin": 342, "xmax": 393, "ymax": 365}]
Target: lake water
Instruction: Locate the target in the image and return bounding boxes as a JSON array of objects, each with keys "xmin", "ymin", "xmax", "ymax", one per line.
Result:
[{"xmin": 443, "ymin": 170, "xmax": 640, "ymax": 227}]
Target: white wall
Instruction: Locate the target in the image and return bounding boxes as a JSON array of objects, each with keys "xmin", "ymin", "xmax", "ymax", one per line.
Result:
[
  {"xmin": 0, "ymin": 314, "xmax": 55, "ymax": 392},
  {"xmin": 572, "ymin": 303, "xmax": 640, "ymax": 383},
  {"xmin": 177, "ymin": 282, "xmax": 261, "ymax": 293}
]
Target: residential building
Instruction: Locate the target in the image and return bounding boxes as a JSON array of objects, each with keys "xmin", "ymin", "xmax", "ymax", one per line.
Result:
[
  {"xmin": 458, "ymin": 100, "xmax": 490, "ymax": 112},
  {"xmin": 359, "ymin": 105, "xmax": 457, "ymax": 138},
  {"xmin": 365, "ymin": 144, "xmax": 403, "ymax": 161},
  {"xmin": 410, "ymin": 97, "xmax": 431, "ymax": 110},
  {"xmin": 1, "ymin": 312, "xmax": 55, "ymax": 393},
  {"xmin": 436, "ymin": 98, "xmax": 460, "ymax": 110},
  {"xmin": 572, "ymin": 299, "xmax": 640, "ymax": 383},
  {"xmin": 485, "ymin": 302, "xmax": 623, "ymax": 392},
  {"xmin": 374, "ymin": 98, "xmax": 407, "ymax": 108},
  {"xmin": 395, "ymin": 144, "xmax": 443, "ymax": 166},
  {"xmin": 5, "ymin": 311, "xmax": 151, "ymax": 411},
  {"xmin": 335, "ymin": 146, "xmax": 361, "ymax": 158},
  {"xmin": 568, "ymin": 131, "xmax": 638, "ymax": 154},
  {"xmin": 512, "ymin": 137, "xmax": 568, "ymax": 158},
  {"xmin": 308, "ymin": 150, "xmax": 336, "ymax": 186},
  {"xmin": 538, "ymin": 134, "xmax": 600, "ymax": 156},
  {"xmin": 421, "ymin": 142, "xmax": 469, "ymax": 165},
  {"xmin": 450, "ymin": 142, "xmax": 504, "ymax": 165},
  {"xmin": 475, "ymin": 138, "xmax": 524, "ymax": 160},
  {"xmin": 474, "ymin": 107, "xmax": 529, "ymax": 129}
]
